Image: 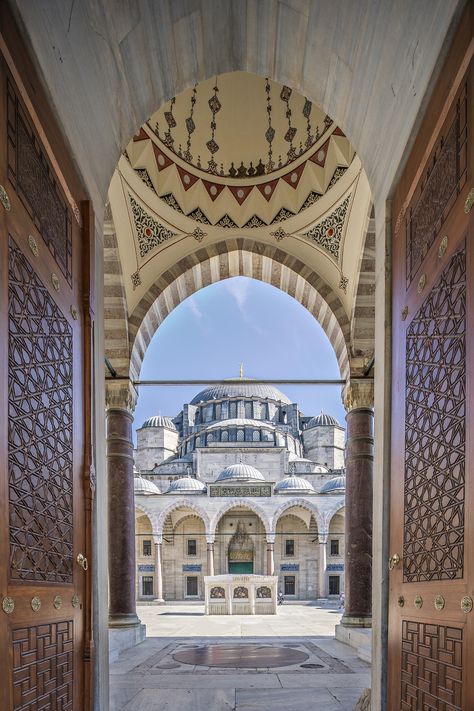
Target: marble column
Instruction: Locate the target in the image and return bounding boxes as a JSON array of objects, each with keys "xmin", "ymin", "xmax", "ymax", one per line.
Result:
[
  {"xmin": 266, "ymin": 535, "xmax": 275, "ymax": 575},
  {"xmin": 154, "ymin": 539, "xmax": 164, "ymax": 602},
  {"xmin": 341, "ymin": 379, "xmax": 374, "ymax": 628},
  {"xmin": 207, "ymin": 538, "xmax": 215, "ymax": 576},
  {"xmin": 106, "ymin": 380, "xmax": 141, "ymax": 628},
  {"xmin": 318, "ymin": 534, "xmax": 328, "ymax": 598}
]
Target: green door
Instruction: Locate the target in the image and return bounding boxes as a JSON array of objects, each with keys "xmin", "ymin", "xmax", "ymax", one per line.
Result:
[{"xmin": 229, "ymin": 562, "xmax": 253, "ymax": 574}]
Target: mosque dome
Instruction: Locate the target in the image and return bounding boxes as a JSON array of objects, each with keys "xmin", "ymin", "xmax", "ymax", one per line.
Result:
[
  {"xmin": 166, "ymin": 476, "xmax": 206, "ymax": 493},
  {"xmin": 190, "ymin": 379, "xmax": 290, "ymax": 405},
  {"xmin": 274, "ymin": 475, "xmax": 315, "ymax": 493},
  {"xmin": 320, "ymin": 474, "xmax": 346, "ymax": 494},
  {"xmin": 305, "ymin": 412, "xmax": 341, "ymax": 429},
  {"xmin": 216, "ymin": 463, "xmax": 266, "ymax": 483},
  {"xmin": 140, "ymin": 415, "xmax": 177, "ymax": 430},
  {"xmin": 134, "ymin": 474, "xmax": 161, "ymax": 496}
]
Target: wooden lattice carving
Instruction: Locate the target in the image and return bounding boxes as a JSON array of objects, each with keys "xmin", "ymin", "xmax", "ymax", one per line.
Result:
[
  {"xmin": 401, "ymin": 621, "xmax": 463, "ymax": 710},
  {"xmin": 406, "ymin": 83, "xmax": 467, "ymax": 286},
  {"xmin": 404, "ymin": 248, "xmax": 466, "ymax": 582},
  {"xmin": 12, "ymin": 621, "xmax": 74, "ymax": 710},
  {"xmin": 8, "ymin": 238, "xmax": 74, "ymax": 582},
  {"xmin": 7, "ymin": 78, "xmax": 72, "ymax": 285}
]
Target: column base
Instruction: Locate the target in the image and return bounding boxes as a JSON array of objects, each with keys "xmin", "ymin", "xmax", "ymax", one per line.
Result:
[
  {"xmin": 340, "ymin": 614, "xmax": 372, "ymax": 628},
  {"xmin": 109, "ymin": 622, "xmax": 146, "ymax": 663},
  {"xmin": 108, "ymin": 612, "xmax": 142, "ymax": 628},
  {"xmin": 153, "ymin": 598, "xmax": 165, "ymax": 604}
]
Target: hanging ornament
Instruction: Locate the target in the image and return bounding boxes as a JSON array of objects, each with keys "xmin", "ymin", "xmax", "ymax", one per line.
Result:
[
  {"xmin": 281, "ymin": 85, "xmax": 297, "ymax": 162},
  {"xmin": 206, "ymin": 79, "xmax": 221, "ymax": 174},
  {"xmin": 265, "ymin": 78, "xmax": 275, "ymax": 173},
  {"xmin": 183, "ymin": 84, "xmax": 198, "ymax": 163},
  {"xmin": 163, "ymin": 97, "xmax": 176, "ymax": 149}
]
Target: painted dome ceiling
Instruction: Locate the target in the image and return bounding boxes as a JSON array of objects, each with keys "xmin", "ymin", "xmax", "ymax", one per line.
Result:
[
  {"xmin": 124, "ymin": 72, "xmax": 356, "ymax": 230},
  {"xmin": 109, "ymin": 71, "xmax": 372, "ymax": 320}
]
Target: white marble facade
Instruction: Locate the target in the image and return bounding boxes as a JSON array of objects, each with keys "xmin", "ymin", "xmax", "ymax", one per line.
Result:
[{"xmin": 134, "ymin": 381, "xmax": 345, "ymax": 601}]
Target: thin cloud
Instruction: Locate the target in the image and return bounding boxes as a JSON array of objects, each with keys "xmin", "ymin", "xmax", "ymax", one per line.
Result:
[{"xmin": 187, "ymin": 295, "xmax": 204, "ymax": 320}]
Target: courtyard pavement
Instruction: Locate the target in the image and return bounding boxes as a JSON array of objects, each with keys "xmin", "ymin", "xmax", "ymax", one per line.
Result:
[{"xmin": 110, "ymin": 603, "xmax": 370, "ymax": 711}]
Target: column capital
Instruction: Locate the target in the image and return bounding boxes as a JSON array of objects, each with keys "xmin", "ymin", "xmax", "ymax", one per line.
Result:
[
  {"xmin": 318, "ymin": 533, "xmax": 328, "ymax": 544},
  {"xmin": 106, "ymin": 378, "xmax": 138, "ymax": 414},
  {"xmin": 153, "ymin": 535, "xmax": 163, "ymax": 545},
  {"xmin": 342, "ymin": 379, "xmax": 374, "ymax": 412},
  {"xmin": 266, "ymin": 534, "xmax": 276, "ymax": 545},
  {"xmin": 206, "ymin": 534, "xmax": 215, "ymax": 544}
]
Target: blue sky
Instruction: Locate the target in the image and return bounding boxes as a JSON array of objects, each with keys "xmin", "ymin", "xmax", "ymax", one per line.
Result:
[{"xmin": 132, "ymin": 277, "xmax": 346, "ymax": 443}]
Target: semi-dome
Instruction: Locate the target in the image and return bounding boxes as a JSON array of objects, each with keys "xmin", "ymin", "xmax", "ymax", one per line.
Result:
[
  {"xmin": 166, "ymin": 476, "xmax": 206, "ymax": 493},
  {"xmin": 305, "ymin": 412, "xmax": 341, "ymax": 429},
  {"xmin": 274, "ymin": 475, "xmax": 314, "ymax": 493},
  {"xmin": 134, "ymin": 474, "xmax": 161, "ymax": 496},
  {"xmin": 190, "ymin": 379, "xmax": 290, "ymax": 405},
  {"xmin": 140, "ymin": 415, "xmax": 177, "ymax": 430},
  {"xmin": 216, "ymin": 463, "xmax": 266, "ymax": 482},
  {"xmin": 320, "ymin": 474, "xmax": 346, "ymax": 494}
]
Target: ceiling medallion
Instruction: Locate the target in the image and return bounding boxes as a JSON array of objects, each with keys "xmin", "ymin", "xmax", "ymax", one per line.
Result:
[
  {"xmin": 461, "ymin": 596, "xmax": 473, "ymax": 614},
  {"xmin": 339, "ymin": 274, "xmax": 349, "ymax": 293},
  {"xmin": 270, "ymin": 226, "xmax": 288, "ymax": 241},
  {"xmin": 131, "ymin": 270, "xmax": 142, "ymax": 289},
  {"xmin": 187, "ymin": 227, "xmax": 207, "ymax": 242},
  {"xmin": 414, "ymin": 595, "xmax": 423, "ymax": 609},
  {"xmin": 434, "ymin": 595, "xmax": 445, "ymax": 611},
  {"xmin": 31, "ymin": 596, "xmax": 41, "ymax": 612},
  {"xmin": 28, "ymin": 234, "xmax": 39, "ymax": 257},
  {"xmin": 53, "ymin": 595, "xmax": 62, "ymax": 610},
  {"xmin": 2, "ymin": 597, "xmax": 14, "ymax": 614}
]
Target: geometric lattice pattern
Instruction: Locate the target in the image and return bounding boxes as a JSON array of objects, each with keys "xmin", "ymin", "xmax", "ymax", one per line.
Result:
[
  {"xmin": 7, "ymin": 78, "xmax": 72, "ymax": 285},
  {"xmin": 12, "ymin": 621, "xmax": 74, "ymax": 711},
  {"xmin": 129, "ymin": 194, "xmax": 177, "ymax": 258},
  {"xmin": 404, "ymin": 248, "xmax": 466, "ymax": 582},
  {"xmin": 303, "ymin": 195, "xmax": 350, "ymax": 261},
  {"xmin": 406, "ymin": 83, "xmax": 467, "ymax": 287},
  {"xmin": 8, "ymin": 238, "xmax": 73, "ymax": 582},
  {"xmin": 401, "ymin": 621, "xmax": 463, "ymax": 711}
]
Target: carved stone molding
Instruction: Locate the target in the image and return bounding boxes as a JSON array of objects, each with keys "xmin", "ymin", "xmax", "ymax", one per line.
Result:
[
  {"xmin": 105, "ymin": 379, "xmax": 138, "ymax": 414},
  {"xmin": 342, "ymin": 379, "xmax": 374, "ymax": 412}
]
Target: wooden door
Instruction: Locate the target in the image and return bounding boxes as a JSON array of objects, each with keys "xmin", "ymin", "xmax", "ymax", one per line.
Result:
[
  {"xmin": 0, "ymin": 30, "xmax": 93, "ymax": 711},
  {"xmin": 389, "ymin": 6, "xmax": 474, "ymax": 709}
]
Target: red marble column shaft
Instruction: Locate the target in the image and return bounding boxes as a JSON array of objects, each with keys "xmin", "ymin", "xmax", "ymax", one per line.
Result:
[
  {"xmin": 342, "ymin": 406, "xmax": 373, "ymax": 626},
  {"xmin": 107, "ymin": 407, "xmax": 140, "ymax": 627}
]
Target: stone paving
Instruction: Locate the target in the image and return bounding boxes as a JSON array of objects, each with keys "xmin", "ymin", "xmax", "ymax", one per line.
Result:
[{"xmin": 110, "ymin": 603, "xmax": 371, "ymax": 711}]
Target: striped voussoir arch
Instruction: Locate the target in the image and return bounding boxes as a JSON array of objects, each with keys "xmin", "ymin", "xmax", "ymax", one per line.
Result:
[
  {"xmin": 350, "ymin": 204, "xmax": 376, "ymax": 361},
  {"xmin": 127, "ymin": 238, "xmax": 351, "ymax": 381},
  {"xmin": 103, "ymin": 207, "xmax": 131, "ymax": 378}
]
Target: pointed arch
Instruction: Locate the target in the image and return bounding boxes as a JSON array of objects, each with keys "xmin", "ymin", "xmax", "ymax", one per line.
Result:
[
  {"xmin": 128, "ymin": 240, "xmax": 351, "ymax": 381},
  {"xmin": 156, "ymin": 499, "xmax": 210, "ymax": 534},
  {"xmin": 271, "ymin": 498, "xmax": 324, "ymax": 533},
  {"xmin": 210, "ymin": 499, "xmax": 271, "ymax": 536}
]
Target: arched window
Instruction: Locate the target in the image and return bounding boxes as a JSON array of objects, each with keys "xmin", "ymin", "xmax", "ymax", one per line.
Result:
[
  {"xmin": 245, "ymin": 401, "xmax": 253, "ymax": 418},
  {"xmin": 252, "ymin": 430, "xmax": 260, "ymax": 442},
  {"xmin": 215, "ymin": 403, "xmax": 222, "ymax": 420},
  {"xmin": 229, "ymin": 401, "xmax": 237, "ymax": 418},
  {"xmin": 237, "ymin": 429, "xmax": 245, "ymax": 442},
  {"xmin": 221, "ymin": 430, "xmax": 229, "ymax": 442},
  {"xmin": 261, "ymin": 403, "xmax": 269, "ymax": 419}
]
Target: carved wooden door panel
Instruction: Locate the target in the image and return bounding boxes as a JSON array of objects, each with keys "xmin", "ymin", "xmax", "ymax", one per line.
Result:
[
  {"xmin": 0, "ymin": 49, "xmax": 90, "ymax": 710},
  {"xmin": 389, "ymin": 19, "xmax": 474, "ymax": 711}
]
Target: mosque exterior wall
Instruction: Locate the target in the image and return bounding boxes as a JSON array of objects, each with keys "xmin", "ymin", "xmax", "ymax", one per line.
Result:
[{"xmin": 133, "ymin": 382, "xmax": 346, "ymax": 601}]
